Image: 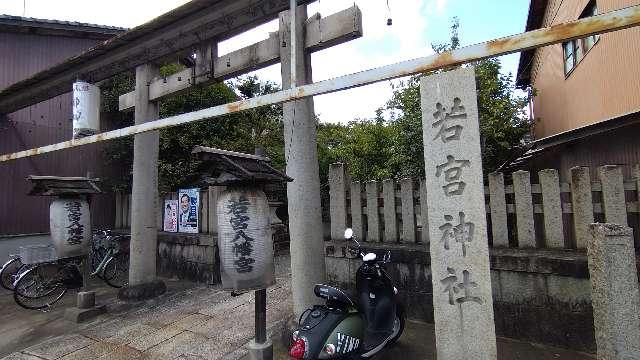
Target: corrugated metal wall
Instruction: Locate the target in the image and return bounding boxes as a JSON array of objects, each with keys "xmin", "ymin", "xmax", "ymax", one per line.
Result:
[{"xmin": 0, "ymin": 31, "xmax": 117, "ymax": 235}]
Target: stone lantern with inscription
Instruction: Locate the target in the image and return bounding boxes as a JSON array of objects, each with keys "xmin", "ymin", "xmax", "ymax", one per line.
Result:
[{"xmin": 27, "ymin": 176, "xmax": 102, "ymax": 259}]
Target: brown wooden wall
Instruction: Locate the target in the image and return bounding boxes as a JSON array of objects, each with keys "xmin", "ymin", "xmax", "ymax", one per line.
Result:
[
  {"xmin": 525, "ymin": 122, "xmax": 640, "ymax": 181},
  {"xmin": 529, "ymin": 0, "xmax": 640, "ymax": 138},
  {"xmin": 0, "ymin": 31, "xmax": 117, "ymax": 235}
]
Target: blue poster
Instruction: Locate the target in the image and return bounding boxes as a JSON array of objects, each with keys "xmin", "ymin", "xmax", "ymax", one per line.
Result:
[{"xmin": 178, "ymin": 188, "xmax": 199, "ymax": 233}]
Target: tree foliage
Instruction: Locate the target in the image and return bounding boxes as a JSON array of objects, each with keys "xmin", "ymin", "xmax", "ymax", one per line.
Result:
[
  {"xmin": 315, "ymin": 17, "xmax": 531, "ymax": 182},
  {"xmin": 384, "ymin": 17, "xmax": 530, "ymax": 178},
  {"xmin": 102, "ymin": 70, "xmax": 283, "ymax": 192}
]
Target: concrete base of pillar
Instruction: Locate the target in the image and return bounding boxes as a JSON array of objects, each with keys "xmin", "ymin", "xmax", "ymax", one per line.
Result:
[
  {"xmin": 248, "ymin": 339, "xmax": 273, "ymax": 360},
  {"xmin": 64, "ymin": 304, "xmax": 106, "ymax": 323},
  {"xmin": 76, "ymin": 291, "xmax": 95, "ymax": 309},
  {"xmin": 118, "ymin": 279, "xmax": 166, "ymax": 301}
]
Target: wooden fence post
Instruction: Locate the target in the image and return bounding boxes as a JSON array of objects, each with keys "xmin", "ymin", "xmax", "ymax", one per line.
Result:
[
  {"xmin": 350, "ymin": 182, "xmax": 364, "ymax": 241},
  {"xmin": 383, "ymin": 179, "xmax": 398, "ymax": 243},
  {"xmin": 419, "ymin": 178, "xmax": 429, "ymax": 244},
  {"xmin": 208, "ymin": 186, "xmax": 219, "ymax": 235},
  {"xmin": 366, "ymin": 181, "xmax": 381, "ymax": 242},
  {"xmin": 329, "ymin": 163, "xmax": 348, "ymax": 241},
  {"xmin": 401, "ymin": 178, "xmax": 416, "ymax": 243},
  {"xmin": 598, "ymin": 165, "xmax": 627, "ymax": 226},
  {"xmin": 488, "ymin": 172, "xmax": 508, "ymax": 247},
  {"xmin": 539, "ymin": 169, "xmax": 564, "ymax": 248},
  {"xmin": 156, "ymin": 194, "xmax": 163, "ymax": 230},
  {"xmin": 115, "ymin": 192, "xmax": 122, "ymax": 229},
  {"xmin": 201, "ymin": 189, "xmax": 209, "ymax": 233},
  {"xmin": 513, "ymin": 170, "xmax": 536, "ymax": 247},
  {"xmin": 570, "ymin": 166, "xmax": 594, "ymax": 249}
]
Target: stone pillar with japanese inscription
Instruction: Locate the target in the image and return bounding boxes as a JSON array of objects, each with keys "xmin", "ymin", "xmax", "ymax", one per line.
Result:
[{"xmin": 420, "ymin": 67, "xmax": 497, "ymax": 359}]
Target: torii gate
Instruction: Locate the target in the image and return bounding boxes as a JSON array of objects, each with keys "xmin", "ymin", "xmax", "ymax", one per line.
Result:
[
  {"xmin": 113, "ymin": 4, "xmax": 362, "ymax": 314},
  {"xmin": 1, "ymin": 1, "xmax": 640, "ymax": 328}
]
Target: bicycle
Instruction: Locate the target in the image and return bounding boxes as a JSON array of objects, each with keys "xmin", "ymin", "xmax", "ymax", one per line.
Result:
[
  {"xmin": 0, "ymin": 256, "xmax": 27, "ymax": 291},
  {"xmin": 12, "ymin": 230, "xmax": 130, "ymax": 310},
  {"xmin": 90, "ymin": 230, "xmax": 130, "ymax": 288}
]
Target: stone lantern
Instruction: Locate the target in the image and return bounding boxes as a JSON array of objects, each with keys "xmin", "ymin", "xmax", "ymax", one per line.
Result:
[{"xmin": 27, "ymin": 176, "xmax": 102, "ymax": 259}]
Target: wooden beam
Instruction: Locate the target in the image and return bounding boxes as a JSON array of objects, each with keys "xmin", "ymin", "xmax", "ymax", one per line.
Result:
[
  {"xmin": 0, "ymin": 0, "xmax": 315, "ymax": 115},
  {"xmin": 118, "ymin": 5, "xmax": 363, "ymax": 111}
]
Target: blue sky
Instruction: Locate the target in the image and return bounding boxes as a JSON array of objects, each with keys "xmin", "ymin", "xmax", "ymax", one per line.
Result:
[{"xmin": 0, "ymin": 0, "xmax": 532, "ymax": 123}]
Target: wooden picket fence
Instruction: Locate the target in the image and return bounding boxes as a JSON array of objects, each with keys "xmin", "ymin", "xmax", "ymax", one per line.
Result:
[{"xmin": 328, "ymin": 163, "xmax": 640, "ymax": 250}]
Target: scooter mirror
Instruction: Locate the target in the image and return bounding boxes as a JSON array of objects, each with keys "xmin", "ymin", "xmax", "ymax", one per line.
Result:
[{"xmin": 344, "ymin": 228, "xmax": 353, "ymax": 240}]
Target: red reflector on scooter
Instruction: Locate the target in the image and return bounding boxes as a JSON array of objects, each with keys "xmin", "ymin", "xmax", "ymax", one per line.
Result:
[{"xmin": 289, "ymin": 338, "xmax": 306, "ymax": 359}]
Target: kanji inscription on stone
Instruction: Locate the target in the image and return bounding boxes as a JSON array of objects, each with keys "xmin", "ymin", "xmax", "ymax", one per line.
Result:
[
  {"xmin": 438, "ymin": 211, "xmax": 475, "ymax": 257},
  {"xmin": 432, "ymin": 97, "xmax": 467, "ymax": 143},
  {"xmin": 440, "ymin": 267, "xmax": 483, "ymax": 305},
  {"xmin": 436, "ymin": 155, "xmax": 471, "ymax": 196}
]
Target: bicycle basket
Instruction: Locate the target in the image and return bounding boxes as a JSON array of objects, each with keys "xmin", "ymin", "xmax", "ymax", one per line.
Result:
[{"xmin": 19, "ymin": 245, "xmax": 58, "ymax": 264}]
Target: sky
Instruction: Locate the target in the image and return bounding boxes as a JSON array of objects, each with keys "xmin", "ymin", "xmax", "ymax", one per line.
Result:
[{"xmin": 0, "ymin": 0, "xmax": 531, "ymax": 124}]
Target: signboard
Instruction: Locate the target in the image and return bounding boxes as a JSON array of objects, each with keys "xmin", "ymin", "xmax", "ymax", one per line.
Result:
[
  {"xmin": 163, "ymin": 200, "xmax": 178, "ymax": 232},
  {"xmin": 178, "ymin": 188, "xmax": 199, "ymax": 233}
]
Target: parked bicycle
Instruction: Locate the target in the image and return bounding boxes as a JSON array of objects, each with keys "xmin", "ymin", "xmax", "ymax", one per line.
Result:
[
  {"xmin": 4, "ymin": 230, "xmax": 130, "ymax": 310},
  {"xmin": 0, "ymin": 256, "xmax": 26, "ymax": 291}
]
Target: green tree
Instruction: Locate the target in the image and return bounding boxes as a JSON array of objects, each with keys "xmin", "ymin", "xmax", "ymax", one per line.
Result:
[
  {"xmin": 386, "ymin": 17, "xmax": 530, "ymax": 177},
  {"xmin": 102, "ymin": 71, "xmax": 283, "ymax": 191},
  {"xmin": 316, "ymin": 115, "xmax": 398, "ymax": 183}
]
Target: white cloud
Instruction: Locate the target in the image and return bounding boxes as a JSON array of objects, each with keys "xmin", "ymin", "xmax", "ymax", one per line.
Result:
[{"xmin": 426, "ymin": 0, "xmax": 449, "ymax": 15}]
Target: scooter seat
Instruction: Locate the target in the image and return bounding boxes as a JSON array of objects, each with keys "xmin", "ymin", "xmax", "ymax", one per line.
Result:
[{"xmin": 314, "ymin": 284, "xmax": 358, "ymax": 308}]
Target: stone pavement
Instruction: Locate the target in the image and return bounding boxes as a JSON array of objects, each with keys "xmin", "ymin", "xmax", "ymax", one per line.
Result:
[{"xmin": 1, "ymin": 256, "xmax": 293, "ymax": 360}]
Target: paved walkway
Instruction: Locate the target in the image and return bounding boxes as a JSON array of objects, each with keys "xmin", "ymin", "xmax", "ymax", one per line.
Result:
[
  {"xmin": 2, "ymin": 254, "xmax": 597, "ymax": 360},
  {"xmin": 1, "ymin": 257, "xmax": 293, "ymax": 360}
]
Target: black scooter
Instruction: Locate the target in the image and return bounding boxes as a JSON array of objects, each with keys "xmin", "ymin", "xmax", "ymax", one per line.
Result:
[{"xmin": 289, "ymin": 228, "xmax": 405, "ymax": 359}]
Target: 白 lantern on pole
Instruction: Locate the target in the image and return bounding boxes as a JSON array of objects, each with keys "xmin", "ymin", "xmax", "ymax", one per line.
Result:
[
  {"xmin": 192, "ymin": 146, "xmax": 292, "ymax": 292},
  {"xmin": 72, "ymin": 81, "xmax": 101, "ymax": 139}
]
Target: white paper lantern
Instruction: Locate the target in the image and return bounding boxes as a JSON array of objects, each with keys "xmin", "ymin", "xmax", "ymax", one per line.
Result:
[
  {"xmin": 50, "ymin": 197, "xmax": 91, "ymax": 258},
  {"xmin": 72, "ymin": 81, "xmax": 100, "ymax": 139},
  {"xmin": 217, "ymin": 187, "xmax": 275, "ymax": 291}
]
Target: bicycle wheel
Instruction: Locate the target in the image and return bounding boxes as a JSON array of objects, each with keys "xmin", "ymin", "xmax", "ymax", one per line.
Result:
[
  {"xmin": 13, "ymin": 263, "xmax": 67, "ymax": 310},
  {"xmin": 103, "ymin": 253, "xmax": 129, "ymax": 288},
  {"xmin": 1, "ymin": 258, "xmax": 23, "ymax": 290}
]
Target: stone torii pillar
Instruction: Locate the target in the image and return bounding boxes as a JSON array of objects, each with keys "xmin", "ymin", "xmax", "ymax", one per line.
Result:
[
  {"xmin": 279, "ymin": 6, "xmax": 326, "ymax": 318},
  {"xmin": 119, "ymin": 63, "xmax": 166, "ymax": 300}
]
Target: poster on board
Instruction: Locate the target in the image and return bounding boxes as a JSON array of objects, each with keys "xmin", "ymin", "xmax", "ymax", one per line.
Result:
[
  {"xmin": 178, "ymin": 188, "xmax": 199, "ymax": 233},
  {"xmin": 163, "ymin": 200, "xmax": 178, "ymax": 233}
]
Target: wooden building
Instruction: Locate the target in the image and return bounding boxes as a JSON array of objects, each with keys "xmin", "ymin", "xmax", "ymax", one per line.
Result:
[
  {"xmin": 513, "ymin": 0, "xmax": 640, "ymax": 179},
  {"xmin": 0, "ymin": 15, "xmax": 125, "ymax": 235}
]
